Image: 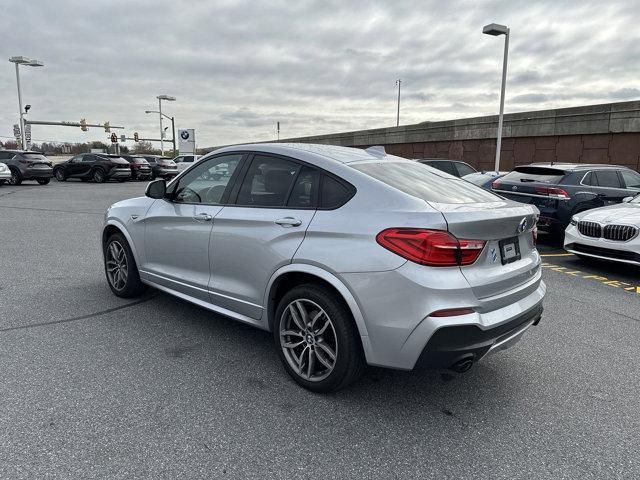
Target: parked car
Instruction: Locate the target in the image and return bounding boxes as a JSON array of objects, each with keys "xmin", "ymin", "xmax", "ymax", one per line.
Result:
[
  {"xmin": 53, "ymin": 153, "xmax": 132, "ymax": 183},
  {"xmin": 491, "ymin": 163, "xmax": 640, "ymax": 237},
  {"xmin": 172, "ymin": 154, "xmax": 198, "ymax": 172},
  {"xmin": 564, "ymin": 194, "xmax": 640, "ymax": 265},
  {"xmin": 121, "ymin": 155, "xmax": 153, "ymax": 181},
  {"xmin": 418, "ymin": 159, "xmax": 477, "ymax": 178},
  {"xmin": 0, "ymin": 150, "xmax": 53, "ymax": 185},
  {"xmin": 463, "ymin": 171, "xmax": 507, "ymax": 190},
  {"xmin": 141, "ymin": 155, "xmax": 178, "ymax": 180},
  {"xmin": 0, "ymin": 162, "xmax": 11, "ymax": 185},
  {"xmin": 102, "ymin": 143, "xmax": 545, "ymax": 392}
]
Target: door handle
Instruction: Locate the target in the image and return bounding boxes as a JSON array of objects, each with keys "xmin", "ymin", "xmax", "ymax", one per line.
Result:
[
  {"xmin": 194, "ymin": 213, "xmax": 213, "ymax": 222},
  {"xmin": 275, "ymin": 217, "xmax": 302, "ymax": 227}
]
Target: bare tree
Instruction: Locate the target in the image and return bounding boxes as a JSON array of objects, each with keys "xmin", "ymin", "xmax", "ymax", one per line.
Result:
[{"xmin": 132, "ymin": 141, "xmax": 155, "ymax": 154}]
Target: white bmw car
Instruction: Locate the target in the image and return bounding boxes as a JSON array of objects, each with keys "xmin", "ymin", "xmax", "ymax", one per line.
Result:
[{"xmin": 564, "ymin": 195, "xmax": 640, "ymax": 265}]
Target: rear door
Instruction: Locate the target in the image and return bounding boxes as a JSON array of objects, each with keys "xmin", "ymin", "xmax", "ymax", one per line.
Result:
[
  {"xmin": 591, "ymin": 169, "xmax": 632, "ymax": 204},
  {"xmin": 208, "ymin": 154, "xmax": 319, "ymax": 319}
]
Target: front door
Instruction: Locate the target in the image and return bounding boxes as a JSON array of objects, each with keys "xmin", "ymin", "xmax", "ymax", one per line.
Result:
[
  {"xmin": 209, "ymin": 154, "xmax": 319, "ymax": 320},
  {"xmin": 141, "ymin": 153, "xmax": 245, "ymax": 301}
]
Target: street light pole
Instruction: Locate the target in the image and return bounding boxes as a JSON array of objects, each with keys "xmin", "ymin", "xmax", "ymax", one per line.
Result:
[
  {"xmin": 9, "ymin": 56, "xmax": 44, "ymax": 150},
  {"xmin": 171, "ymin": 116, "xmax": 176, "ymax": 156},
  {"xmin": 483, "ymin": 23, "xmax": 510, "ymax": 173},
  {"xmin": 396, "ymin": 79, "xmax": 402, "ymax": 127},
  {"xmin": 156, "ymin": 95, "xmax": 176, "ymax": 156}
]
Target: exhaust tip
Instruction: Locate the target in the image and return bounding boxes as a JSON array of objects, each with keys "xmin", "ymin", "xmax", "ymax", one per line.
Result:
[{"xmin": 449, "ymin": 356, "xmax": 474, "ymax": 373}]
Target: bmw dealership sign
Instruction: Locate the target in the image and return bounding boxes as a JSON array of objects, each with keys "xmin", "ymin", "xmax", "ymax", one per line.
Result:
[{"xmin": 178, "ymin": 129, "xmax": 196, "ymax": 154}]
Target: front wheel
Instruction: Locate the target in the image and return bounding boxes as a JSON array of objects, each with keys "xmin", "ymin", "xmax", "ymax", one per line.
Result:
[
  {"xmin": 274, "ymin": 284, "xmax": 365, "ymax": 392},
  {"xmin": 8, "ymin": 169, "xmax": 22, "ymax": 186},
  {"xmin": 104, "ymin": 233, "xmax": 146, "ymax": 298},
  {"xmin": 54, "ymin": 169, "xmax": 66, "ymax": 182},
  {"xmin": 93, "ymin": 169, "xmax": 106, "ymax": 183},
  {"xmin": 37, "ymin": 178, "xmax": 50, "ymax": 185}
]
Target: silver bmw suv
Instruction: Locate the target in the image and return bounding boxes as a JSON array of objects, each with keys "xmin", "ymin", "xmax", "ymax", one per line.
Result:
[{"xmin": 102, "ymin": 143, "xmax": 545, "ymax": 392}]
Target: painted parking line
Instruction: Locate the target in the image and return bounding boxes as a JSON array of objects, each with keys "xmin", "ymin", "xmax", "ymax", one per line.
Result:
[{"xmin": 541, "ymin": 262, "xmax": 640, "ymax": 294}]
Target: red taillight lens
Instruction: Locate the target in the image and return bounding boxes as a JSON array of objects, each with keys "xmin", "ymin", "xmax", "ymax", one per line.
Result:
[
  {"xmin": 532, "ymin": 226, "xmax": 538, "ymax": 246},
  {"xmin": 491, "ymin": 181, "xmax": 501, "ymax": 190},
  {"xmin": 431, "ymin": 307, "xmax": 475, "ymax": 317},
  {"xmin": 535, "ymin": 186, "xmax": 570, "ymax": 199},
  {"xmin": 18, "ymin": 159, "xmax": 32, "ymax": 164},
  {"xmin": 376, "ymin": 228, "xmax": 485, "ymax": 267}
]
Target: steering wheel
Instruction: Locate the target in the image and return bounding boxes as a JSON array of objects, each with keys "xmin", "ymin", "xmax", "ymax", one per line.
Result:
[
  {"xmin": 177, "ymin": 187, "xmax": 202, "ymax": 203},
  {"xmin": 202, "ymin": 185, "xmax": 226, "ymax": 203}
]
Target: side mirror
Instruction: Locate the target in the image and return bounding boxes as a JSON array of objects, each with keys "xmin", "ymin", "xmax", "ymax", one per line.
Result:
[
  {"xmin": 145, "ymin": 179, "xmax": 166, "ymax": 199},
  {"xmin": 623, "ymin": 196, "xmax": 633, "ymax": 203}
]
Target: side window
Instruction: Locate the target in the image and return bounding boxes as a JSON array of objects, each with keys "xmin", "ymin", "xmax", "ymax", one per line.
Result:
[
  {"xmin": 236, "ymin": 155, "xmax": 300, "ymax": 207},
  {"xmin": 0, "ymin": 151, "xmax": 14, "ymax": 160},
  {"xmin": 82, "ymin": 155, "xmax": 95, "ymax": 162},
  {"xmin": 594, "ymin": 170, "xmax": 622, "ymax": 188},
  {"xmin": 185, "ymin": 156, "xmax": 194, "ymax": 163},
  {"xmin": 620, "ymin": 170, "xmax": 640, "ymax": 191},
  {"xmin": 455, "ymin": 163, "xmax": 476, "ymax": 177},
  {"xmin": 320, "ymin": 175, "xmax": 354, "ymax": 209},
  {"xmin": 173, "ymin": 154, "xmax": 243, "ymax": 204},
  {"xmin": 287, "ymin": 166, "xmax": 320, "ymax": 208},
  {"xmin": 582, "ymin": 171, "xmax": 596, "ymax": 186},
  {"xmin": 428, "ymin": 161, "xmax": 457, "ymax": 176}
]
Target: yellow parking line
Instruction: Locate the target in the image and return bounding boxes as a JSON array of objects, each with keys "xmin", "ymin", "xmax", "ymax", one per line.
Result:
[
  {"xmin": 540, "ymin": 253, "xmax": 574, "ymax": 257},
  {"xmin": 541, "ymin": 261, "xmax": 640, "ymax": 294}
]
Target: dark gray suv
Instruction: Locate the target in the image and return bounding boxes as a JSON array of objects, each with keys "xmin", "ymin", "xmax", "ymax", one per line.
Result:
[{"xmin": 0, "ymin": 150, "xmax": 53, "ymax": 185}]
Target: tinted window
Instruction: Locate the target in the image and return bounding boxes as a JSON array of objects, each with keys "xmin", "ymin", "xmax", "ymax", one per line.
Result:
[
  {"xmin": 22, "ymin": 153, "xmax": 48, "ymax": 161},
  {"xmin": 620, "ymin": 170, "xmax": 640, "ymax": 191},
  {"xmin": 352, "ymin": 161, "xmax": 498, "ymax": 204},
  {"xmin": 595, "ymin": 170, "xmax": 622, "ymax": 188},
  {"xmin": 500, "ymin": 167, "xmax": 565, "ymax": 184},
  {"xmin": 424, "ymin": 161, "xmax": 456, "ymax": 176},
  {"xmin": 582, "ymin": 171, "xmax": 596, "ymax": 186},
  {"xmin": 236, "ymin": 155, "xmax": 300, "ymax": 207},
  {"xmin": 0, "ymin": 151, "xmax": 15, "ymax": 160},
  {"xmin": 173, "ymin": 154, "xmax": 243, "ymax": 204},
  {"xmin": 82, "ymin": 155, "xmax": 95, "ymax": 162},
  {"xmin": 185, "ymin": 156, "xmax": 195, "ymax": 163},
  {"xmin": 455, "ymin": 162, "xmax": 476, "ymax": 177},
  {"xmin": 288, "ymin": 166, "xmax": 320, "ymax": 208},
  {"xmin": 321, "ymin": 175, "xmax": 353, "ymax": 208}
]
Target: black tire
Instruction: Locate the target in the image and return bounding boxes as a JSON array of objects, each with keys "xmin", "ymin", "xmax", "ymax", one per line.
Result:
[
  {"xmin": 93, "ymin": 168, "xmax": 106, "ymax": 183},
  {"xmin": 274, "ymin": 284, "xmax": 365, "ymax": 392},
  {"xmin": 37, "ymin": 178, "xmax": 50, "ymax": 185},
  {"xmin": 104, "ymin": 233, "xmax": 147, "ymax": 298},
  {"xmin": 8, "ymin": 168, "xmax": 22, "ymax": 186},
  {"xmin": 117, "ymin": 178, "xmax": 127, "ymax": 183},
  {"xmin": 54, "ymin": 168, "xmax": 66, "ymax": 182}
]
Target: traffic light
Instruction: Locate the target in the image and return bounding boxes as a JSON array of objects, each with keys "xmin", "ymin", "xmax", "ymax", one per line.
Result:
[
  {"xmin": 80, "ymin": 118, "xmax": 87, "ymax": 131},
  {"xmin": 110, "ymin": 133, "xmax": 117, "ymax": 143},
  {"xmin": 104, "ymin": 121, "xmax": 110, "ymax": 133},
  {"xmin": 133, "ymin": 132, "xmax": 139, "ymax": 142}
]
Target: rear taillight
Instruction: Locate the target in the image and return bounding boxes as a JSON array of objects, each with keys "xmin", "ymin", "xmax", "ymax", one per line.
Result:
[
  {"xmin": 535, "ymin": 186, "xmax": 570, "ymax": 199},
  {"xmin": 376, "ymin": 228, "xmax": 485, "ymax": 267},
  {"xmin": 491, "ymin": 181, "xmax": 501, "ymax": 190},
  {"xmin": 18, "ymin": 159, "xmax": 32, "ymax": 164},
  {"xmin": 532, "ymin": 226, "xmax": 538, "ymax": 246}
]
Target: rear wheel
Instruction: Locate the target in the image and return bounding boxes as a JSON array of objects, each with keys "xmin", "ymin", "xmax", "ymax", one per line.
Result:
[
  {"xmin": 37, "ymin": 178, "xmax": 50, "ymax": 185},
  {"xmin": 8, "ymin": 168, "xmax": 22, "ymax": 186},
  {"xmin": 104, "ymin": 233, "xmax": 146, "ymax": 298},
  {"xmin": 93, "ymin": 169, "xmax": 106, "ymax": 183},
  {"xmin": 54, "ymin": 168, "xmax": 66, "ymax": 182},
  {"xmin": 274, "ymin": 284, "xmax": 365, "ymax": 392}
]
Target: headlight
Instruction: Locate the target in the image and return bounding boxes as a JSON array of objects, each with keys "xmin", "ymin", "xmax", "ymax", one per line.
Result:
[
  {"xmin": 570, "ymin": 217, "xmax": 579, "ymax": 226},
  {"xmin": 0, "ymin": 164, "xmax": 6, "ymax": 172}
]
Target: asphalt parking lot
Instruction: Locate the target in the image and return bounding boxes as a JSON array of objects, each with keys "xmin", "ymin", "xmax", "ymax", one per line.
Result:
[{"xmin": 1, "ymin": 180, "xmax": 639, "ymax": 479}]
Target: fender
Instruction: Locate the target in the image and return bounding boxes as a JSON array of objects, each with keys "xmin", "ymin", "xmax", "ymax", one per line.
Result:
[
  {"xmin": 263, "ymin": 263, "xmax": 374, "ymax": 363},
  {"xmin": 103, "ymin": 218, "xmax": 142, "ymax": 268}
]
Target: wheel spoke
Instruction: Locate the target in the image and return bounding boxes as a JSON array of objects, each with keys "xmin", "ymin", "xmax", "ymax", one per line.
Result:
[
  {"xmin": 282, "ymin": 340, "xmax": 304, "ymax": 349},
  {"xmin": 288, "ymin": 304, "xmax": 306, "ymax": 331},
  {"xmin": 307, "ymin": 348, "xmax": 315, "ymax": 379},
  {"xmin": 315, "ymin": 318, "xmax": 330, "ymax": 336},
  {"xmin": 317, "ymin": 342, "xmax": 336, "ymax": 362},
  {"xmin": 310, "ymin": 310, "xmax": 324, "ymax": 329},
  {"xmin": 297, "ymin": 346, "xmax": 309, "ymax": 375},
  {"xmin": 315, "ymin": 347, "xmax": 333, "ymax": 369},
  {"xmin": 294, "ymin": 301, "xmax": 309, "ymax": 325},
  {"xmin": 280, "ymin": 329, "xmax": 304, "ymax": 338}
]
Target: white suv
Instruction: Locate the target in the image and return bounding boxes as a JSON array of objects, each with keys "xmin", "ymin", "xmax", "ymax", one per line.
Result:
[{"xmin": 172, "ymin": 154, "xmax": 198, "ymax": 172}]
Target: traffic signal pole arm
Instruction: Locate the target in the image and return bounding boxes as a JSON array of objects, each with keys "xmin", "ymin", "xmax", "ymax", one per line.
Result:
[{"xmin": 23, "ymin": 120, "xmax": 125, "ymax": 129}]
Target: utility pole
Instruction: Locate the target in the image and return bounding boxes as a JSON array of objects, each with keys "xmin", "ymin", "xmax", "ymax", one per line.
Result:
[
  {"xmin": 395, "ymin": 79, "xmax": 402, "ymax": 127},
  {"xmin": 277, "ymin": 121, "xmax": 280, "ymax": 140}
]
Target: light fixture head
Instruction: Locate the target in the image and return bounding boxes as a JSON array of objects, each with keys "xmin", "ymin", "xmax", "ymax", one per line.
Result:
[
  {"xmin": 157, "ymin": 95, "xmax": 176, "ymax": 101},
  {"xmin": 482, "ymin": 23, "xmax": 509, "ymax": 36}
]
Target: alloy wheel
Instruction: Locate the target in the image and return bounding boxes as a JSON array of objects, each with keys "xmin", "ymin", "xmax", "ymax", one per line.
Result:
[
  {"xmin": 105, "ymin": 240, "xmax": 128, "ymax": 291},
  {"xmin": 279, "ymin": 299, "xmax": 338, "ymax": 382},
  {"xmin": 9, "ymin": 171, "xmax": 19, "ymax": 185}
]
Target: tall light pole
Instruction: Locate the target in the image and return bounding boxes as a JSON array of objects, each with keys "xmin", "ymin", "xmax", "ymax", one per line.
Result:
[
  {"xmin": 395, "ymin": 79, "xmax": 402, "ymax": 127},
  {"xmin": 156, "ymin": 95, "xmax": 175, "ymax": 155},
  {"xmin": 483, "ymin": 23, "xmax": 510, "ymax": 172},
  {"xmin": 146, "ymin": 110, "xmax": 176, "ymax": 156},
  {"xmin": 9, "ymin": 56, "xmax": 44, "ymax": 150}
]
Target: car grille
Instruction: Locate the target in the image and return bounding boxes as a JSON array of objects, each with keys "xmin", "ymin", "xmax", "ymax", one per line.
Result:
[
  {"xmin": 577, "ymin": 221, "xmax": 602, "ymax": 238},
  {"xmin": 603, "ymin": 224, "xmax": 638, "ymax": 242}
]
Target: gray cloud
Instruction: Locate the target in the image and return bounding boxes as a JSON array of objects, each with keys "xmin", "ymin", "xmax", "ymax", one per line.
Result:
[{"xmin": 1, "ymin": 0, "xmax": 638, "ymax": 147}]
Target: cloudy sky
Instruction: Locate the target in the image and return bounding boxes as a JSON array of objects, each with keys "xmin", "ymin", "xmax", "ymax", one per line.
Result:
[{"xmin": 1, "ymin": 0, "xmax": 638, "ymax": 148}]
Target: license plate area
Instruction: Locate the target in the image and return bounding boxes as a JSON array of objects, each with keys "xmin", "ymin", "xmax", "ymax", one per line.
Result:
[{"xmin": 499, "ymin": 236, "xmax": 521, "ymax": 265}]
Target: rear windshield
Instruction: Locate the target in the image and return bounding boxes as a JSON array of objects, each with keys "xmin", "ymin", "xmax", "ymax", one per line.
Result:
[
  {"xmin": 500, "ymin": 167, "xmax": 565, "ymax": 184},
  {"xmin": 351, "ymin": 161, "xmax": 499, "ymax": 204},
  {"xmin": 132, "ymin": 158, "xmax": 148, "ymax": 164},
  {"xmin": 22, "ymin": 153, "xmax": 49, "ymax": 161}
]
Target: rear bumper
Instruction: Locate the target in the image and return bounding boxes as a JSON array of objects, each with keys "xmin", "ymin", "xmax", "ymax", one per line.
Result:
[
  {"xmin": 22, "ymin": 166, "xmax": 53, "ymax": 179},
  {"xmin": 341, "ymin": 263, "xmax": 546, "ymax": 370},
  {"xmin": 155, "ymin": 168, "xmax": 178, "ymax": 178},
  {"xmin": 108, "ymin": 169, "xmax": 132, "ymax": 179},
  {"xmin": 0, "ymin": 171, "xmax": 11, "ymax": 181}
]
